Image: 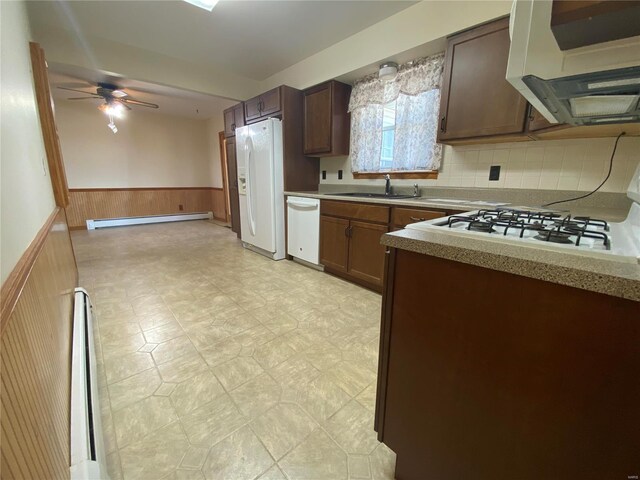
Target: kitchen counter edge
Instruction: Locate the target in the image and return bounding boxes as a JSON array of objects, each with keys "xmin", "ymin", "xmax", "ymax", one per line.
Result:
[{"xmin": 381, "ymin": 228, "xmax": 640, "ymax": 302}]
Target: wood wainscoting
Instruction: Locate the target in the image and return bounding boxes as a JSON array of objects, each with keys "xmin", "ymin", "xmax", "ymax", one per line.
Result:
[
  {"xmin": 0, "ymin": 208, "xmax": 78, "ymax": 479},
  {"xmin": 66, "ymin": 187, "xmax": 229, "ymax": 229}
]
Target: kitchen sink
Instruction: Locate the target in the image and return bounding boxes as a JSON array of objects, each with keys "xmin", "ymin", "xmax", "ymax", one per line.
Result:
[{"xmin": 325, "ymin": 192, "xmax": 419, "ymax": 200}]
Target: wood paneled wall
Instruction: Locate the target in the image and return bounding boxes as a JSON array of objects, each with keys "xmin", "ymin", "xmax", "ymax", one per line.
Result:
[
  {"xmin": 211, "ymin": 188, "xmax": 227, "ymax": 222},
  {"xmin": 66, "ymin": 187, "xmax": 228, "ymax": 229},
  {"xmin": 1, "ymin": 208, "xmax": 78, "ymax": 479}
]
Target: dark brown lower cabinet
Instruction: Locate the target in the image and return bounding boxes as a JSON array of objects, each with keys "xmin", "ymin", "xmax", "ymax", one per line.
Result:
[
  {"xmin": 347, "ymin": 221, "xmax": 388, "ymax": 286},
  {"xmin": 376, "ymin": 248, "xmax": 640, "ymax": 480},
  {"xmin": 319, "ymin": 215, "xmax": 349, "ymax": 273},
  {"xmin": 225, "ymin": 138, "xmax": 241, "ymax": 238}
]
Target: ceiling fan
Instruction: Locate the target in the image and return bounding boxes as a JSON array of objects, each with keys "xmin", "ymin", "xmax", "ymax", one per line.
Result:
[
  {"xmin": 59, "ymin": 82, "xmax": 159, "ymax": 110},
  {"xmin": 58, "ymin": 82, "xmax": 158, "ymax": 133}
]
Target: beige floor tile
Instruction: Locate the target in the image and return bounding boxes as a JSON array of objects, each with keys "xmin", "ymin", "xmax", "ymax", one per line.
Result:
[
  {"xmin": 155, "ymin": 382, "xmax": 178, "ymax": 396},
  {"xmin": 201, "ymin": 426, "xmax": 274, "ymax": 480},
  {"xmin": 355, "ymin": 384, "xmax": 377, "ymax": 413},
  {"xmin": 165, "ymin": 469, "xmax": 205, "ymax": 480},
  {"xmin": 179, "ymin": 394, "xmax": 246, "ymax": 447},
  {"xmin": 278, "ymin": 429, "xmax": 348, "ymax": 480},
  {"xmin": 104, "ymin": 351, "xmax": 155, "ymax": 385},
  {"xmin": 108, "ymin": 367, "xmax": 162, "ymax": 411},
  {"xmin": 303, "ymin": 341, "xmax": 344, "ymax": 371},
  {"xmin": 170, "ymin": 371, "xmax": 225, "ymax": 417},
  {"xmin": 180, "ymin": 445, "xmax": 209, "ymax": 469},
  {"xmin": 137, "ymin": 311, "xmax": 177, "ymax": 331},
  {"xmin": 143, "ymin": 320, "xmax": 185, "ymax": 344},
  {"xmin": 228, "ymin": 373, "xmax": 281, "ymax": 419},
  {"xmin": 269, "ymin": 356, "xmax": 320, "ymax": 390},
  {"xmin": 323, "ymin": 401, "xmax": 379, "ymax": 455},
  {"xmin": 257, "ymin": 465, "xmax": 287, "ymax": 480},
  {"xmin": 157, "ymin": 350, "xmax": 209, "ymax": 383},
  {"xmin": 232, "ymin": 324, "xmax": 276, "ymax": 348},
  {"xmin": 212, "ymin": 356, "xmax": 264, "ymax": 390},
  {"xmin": 349, "ymin": 454, "xmax": 371, "ymax": 479},
  {"xmin": 188, "ymin": 324, "xmax": 231, "ymax": 351},
  {"xmin": 325, "ymin": 361, "xmax": 376, "ymax": 397},
  {"xmin": 250, "ymin": 403, "xmax": 318, "ymax": 460},
  {"xmin": 253, "ymin": 336, "xmax": 296, "ymax": 370},
  {"xmin": 293, "ymin": 374, "xmax": 351, "ymax": 423},
  {"xmin": 199, "ymin": 338, "xmax": 242, "ymax": 367},
  {"xmin": 106, "ymin": 450, "xmax": 123, "ymax": 480},
  {"xmin": 152, "ymin": 335, "xmax": 198, "ymax": 365},
  {"xmin": 100, "ymin": 321, "xmax": 141, "ymax": 342},
  {"xmin": 113, "ymin": 395, "xmax": 178, "ymax": 448},
  {"xmin": 101, "ymin": 333, "xmax": 147, "ymax": 360},
  {"xmin": 368, "ymin": 443, "xmax": 396, "ymax": 480},
  {"xmin": 119, "ymin": 422, "xmax": 189, "ymax": 480}
]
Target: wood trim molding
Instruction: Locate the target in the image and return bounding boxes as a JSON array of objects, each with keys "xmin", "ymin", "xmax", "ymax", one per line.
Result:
[
  {"xmin": 353, "ymin": 171, "xmax": 439, "ymax": 180},
  {"xmin": 210, "ymin": 187, "xmax": 224, "ymax": 191},
  {"xmin": 29, "ymin": 43, "xmax": 70, "ymax": 208},
  {"xmin": 69, "ymin": 187, "xmax": 217, "ymax": 192},
  {"xmin": 0, "ymin": 207, "xmax": 60, "ymax": 331}
]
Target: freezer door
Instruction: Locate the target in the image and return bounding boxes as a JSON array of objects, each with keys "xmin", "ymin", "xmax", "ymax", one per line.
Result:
[{"xmin": 237, "ymin": 120, "xmax": 278, "ymax": 253}]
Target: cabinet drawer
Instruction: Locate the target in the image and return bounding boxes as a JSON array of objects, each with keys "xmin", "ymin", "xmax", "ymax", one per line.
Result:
[
  {"xmin": 392, "ymin": 207, "xmax": 445, "ymax": 227},
  {"xmin": 321, "ymin": 200, "xmax": 389, "ymax": 224}
]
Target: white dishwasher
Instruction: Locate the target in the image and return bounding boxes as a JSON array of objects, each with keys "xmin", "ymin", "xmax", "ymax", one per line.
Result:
[{"xmin": 287, "ymin": 196, "xmax": 320, "ymax": 266}]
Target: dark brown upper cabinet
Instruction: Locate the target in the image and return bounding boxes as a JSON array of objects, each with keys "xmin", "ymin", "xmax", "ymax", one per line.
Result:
[
  {"xmin": 223, "ymin": 103, "xmax": 245, "ymax": 138},
  {"xmin": 303, "ymin": 80, "xmax": 351, "ymax": 157},
  {"xmin": 437, "ymin": 17, "xmax": 529, "ymax": 143},
  {"xmin": 244, "ymin": 87, "xmax": 282, "ymax": 123}
]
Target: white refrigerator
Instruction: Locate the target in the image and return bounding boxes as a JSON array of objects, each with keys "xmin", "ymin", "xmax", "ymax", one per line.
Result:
[{"xmin": 236, "ymin": 118, "xmax": 286, "ymax": 260}]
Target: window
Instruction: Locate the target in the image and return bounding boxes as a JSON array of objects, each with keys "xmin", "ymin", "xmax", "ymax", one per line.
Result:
[{"xmin": 348, "ymin": 53, "xmax": 445, "ymax": 177}]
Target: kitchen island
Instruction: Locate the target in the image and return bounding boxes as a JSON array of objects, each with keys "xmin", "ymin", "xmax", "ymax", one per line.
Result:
[{"xmin": 375, "ymin": 224, "xmax": 639, "ymax": 479}]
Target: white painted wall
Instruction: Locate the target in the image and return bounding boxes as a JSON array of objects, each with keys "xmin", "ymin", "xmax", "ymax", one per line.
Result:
[
  {"xmin": 0, "ymin": 0, "xmax": 57, "ymax": 284},
  {"xmin": 55, "ymin": 100, "xmax": 230, "ymax": 188},
  {"xmin": 260, "ymin": 1, "xmax": 510, "ymax": 92},
  {"xmin": 320, "ymin": 137, "xmax": 640, "ymax": 193}
]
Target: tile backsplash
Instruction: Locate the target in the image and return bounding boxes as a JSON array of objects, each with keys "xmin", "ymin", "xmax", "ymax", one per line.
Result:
[{"xmin": 319, "ymin": 136, "xmax": 640, "ymax": 193}]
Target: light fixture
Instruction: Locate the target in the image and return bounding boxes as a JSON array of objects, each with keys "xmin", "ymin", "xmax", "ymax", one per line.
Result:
[
  {"xmin": 107, "ymin": 121, "xmax": 118, "ymax": 134},
  {"xmin": 182, "ymin": 0, "xmax": 219, "ymax": 11},
  {"xmin": 379, "ymin": 62, "xmax": 398, "ymax": 82},
  {"xmin": 98, "ymin": 101, "xmax": 125, "ymax": 118}
]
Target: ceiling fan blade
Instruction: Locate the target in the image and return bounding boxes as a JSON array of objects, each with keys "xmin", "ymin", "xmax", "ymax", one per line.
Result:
[
  {"xmin": 58, "ymin": 86, "xmax": 96, "ymax": 95},
  {"xmin": 67, "ymin": 96, "xmax": 103, "ymax": 100},
  {"xmin": 115, "ymin": 100, "xmax": 132, "ymax": 110},
  {"xmin": 121, "ymin": 98, "xmax": 159, "ymax": 109}
]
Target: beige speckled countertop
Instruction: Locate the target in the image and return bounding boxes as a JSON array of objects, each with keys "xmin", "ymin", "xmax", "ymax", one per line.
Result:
[
  {"xmin": 381, "ymin": 228, "xmax": 639, "ymax": 302},
  {"xmin": 285, "ymin": 190, "xmax": 638, "ymax": 301}
]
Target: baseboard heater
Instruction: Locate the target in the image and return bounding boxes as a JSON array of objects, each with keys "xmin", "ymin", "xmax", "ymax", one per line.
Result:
[
  {"xmin": 70, "ymin": 288, "xmax": 110, "ymax": 479},
  {"xmin": 86, "ymin": 211, "xmax": 213, "ymax": 230}
]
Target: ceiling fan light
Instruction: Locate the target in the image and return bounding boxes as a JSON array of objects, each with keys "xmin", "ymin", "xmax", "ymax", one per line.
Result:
[
  {"xmin": 98, "ymin": 102, "xmax": 125, "ymax": 118},
  {"xmin": 183, "ymin": 0, "xmax": 218, "ymax": 11}
]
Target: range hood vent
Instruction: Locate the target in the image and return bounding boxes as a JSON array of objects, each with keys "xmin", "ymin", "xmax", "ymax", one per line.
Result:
[{"xmin": 522, "ymin": 66, "xmax": 640, "ymax": 126}]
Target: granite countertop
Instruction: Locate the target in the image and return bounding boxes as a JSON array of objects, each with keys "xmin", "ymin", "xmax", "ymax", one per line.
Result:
[
  {"xmin": 286, "ymin": 189, "xmax": 638, "ymax": 301},
  {"xmin": 285, "ymin": 190, "xmax": 630, "ymax": 222},
  {"xmin": 380, "ymin": 228, "xmax": 639, "ymax": 302}
]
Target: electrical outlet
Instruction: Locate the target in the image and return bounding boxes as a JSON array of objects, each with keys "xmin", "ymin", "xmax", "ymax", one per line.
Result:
[
  {"xmin": 338, "ymin": 170, "xmax": 343, "ymax": 180},
  {"xmin": 178, "ymin": 204, "xmax": 184, "ymax": 211},
  {"xmin": 322, "ymin": 170, "xmax": 327, "ymax": 180},
  {"xmin": 489, "ymin": 165, "xmax": 501, "ymax": 181}
]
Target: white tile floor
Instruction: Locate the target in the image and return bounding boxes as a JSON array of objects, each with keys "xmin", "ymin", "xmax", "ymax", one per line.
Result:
[{"xmin": 72, "ymin": 220, "xmax": 396, "ymax": 480}]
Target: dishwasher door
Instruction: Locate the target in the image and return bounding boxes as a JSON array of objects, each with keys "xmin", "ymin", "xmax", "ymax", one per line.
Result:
[{"xmin": 286, "ymin": 197, "xmax": 320, "ymax": 265}]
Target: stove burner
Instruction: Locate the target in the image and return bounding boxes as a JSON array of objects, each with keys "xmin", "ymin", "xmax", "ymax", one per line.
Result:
[
  {"xmin": 467, "ymin": 221, "xmax": 495, "ymax": 233},
  {"xmin": 534, "ymin": 230, "xmax": 574, "ymax": 244}
]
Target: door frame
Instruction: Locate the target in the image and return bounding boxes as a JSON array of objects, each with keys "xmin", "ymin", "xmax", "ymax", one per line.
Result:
[{"xmin": 218, "ymin": 131, "xmax": 230, "ymax": 224}]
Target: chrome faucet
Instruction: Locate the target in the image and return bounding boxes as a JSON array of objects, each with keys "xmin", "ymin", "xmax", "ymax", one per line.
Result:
[{"xmin": 385, "ymin": 174, "xmax": 391, "ymax": 196}]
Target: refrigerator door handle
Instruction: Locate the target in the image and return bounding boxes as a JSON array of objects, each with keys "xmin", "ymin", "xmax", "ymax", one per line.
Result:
[{"xmin": 245, "ymin": 138, "xmax": 257, "ymax": 236}]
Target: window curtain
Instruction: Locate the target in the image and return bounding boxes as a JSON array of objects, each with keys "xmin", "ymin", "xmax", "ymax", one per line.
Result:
[{"xmin": 348, "ymin": 52, "xmax": 445, "ymax": 172}]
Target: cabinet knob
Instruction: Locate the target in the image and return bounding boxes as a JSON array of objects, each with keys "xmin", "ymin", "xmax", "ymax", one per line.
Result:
[
  {"xmin": 231, "ymin": 123, "xmax": 236, "ymax": 130},
  {"xmin": 409, "ymin": 216, "xmax": 426, "ymax": 222}
]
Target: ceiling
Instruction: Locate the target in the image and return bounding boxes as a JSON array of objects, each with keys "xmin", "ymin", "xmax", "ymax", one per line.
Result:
[
  {"xmin": 49, "ymin": 68, "xmax": 236, "ymax": 120},
  {"xmin": 28, "ymin": 0, "xmax": 417, "ymax": 81}
]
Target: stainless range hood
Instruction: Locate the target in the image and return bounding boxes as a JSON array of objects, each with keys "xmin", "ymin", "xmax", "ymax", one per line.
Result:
[{"xmin": 506, "ymin": 0, "xmax": 640, "ymax": 126}]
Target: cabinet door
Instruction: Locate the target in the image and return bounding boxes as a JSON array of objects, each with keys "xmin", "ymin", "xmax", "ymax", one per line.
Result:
[
  {"xmin": 348, "ymin": 220, "xmax": 389, "ymax": 287},
  {"xmin": 438, "ymin": 18, "xmax": 528, "ymax": 141},
  {"xmin": 225, "ymin": 139, "xmax": 241, "ymax": 237},
  {"xmin": 244, "ymin": 96, "xmax": 262, "ymax": 122},
  {"xmin": 304, "ymin": 83, "xmax": 333, "ymax": 154},
  {"xmin": 223, "ymin": 107, "xmax": 236, "ymax": 138},
  {"xmin": 233, "ymin": 103, "xmax": 245, "ymax": 131},
  {"xmin": 527, "ymin": 105, "xmax": 562, "ymax": 132},
  {"xmin": 260, "ymin": 87, "xmax": 281, "ymax": 116},
  {"xmin": 320, "ymin": 215, "xmax": 349, "ymax": 273}
]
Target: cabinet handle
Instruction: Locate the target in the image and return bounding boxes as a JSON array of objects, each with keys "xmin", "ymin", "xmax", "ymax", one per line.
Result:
[
  {"xmin": 258, "ymin": 100, "xmax": 263, "ymax": 112},
  {"xmin": 409, "ymin": 216, "xmax": 426, "ymax": 222},
  {"xmin": 231, "ymin": 123, "xmax": 236, "ymax": 131},
  {"xmin": 344, "ymin": 226, "xmax": 350, "ymax": 237},
  {"xmin": 440, "ymin": 116, "xmax": 446, "ymax": 132}
]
